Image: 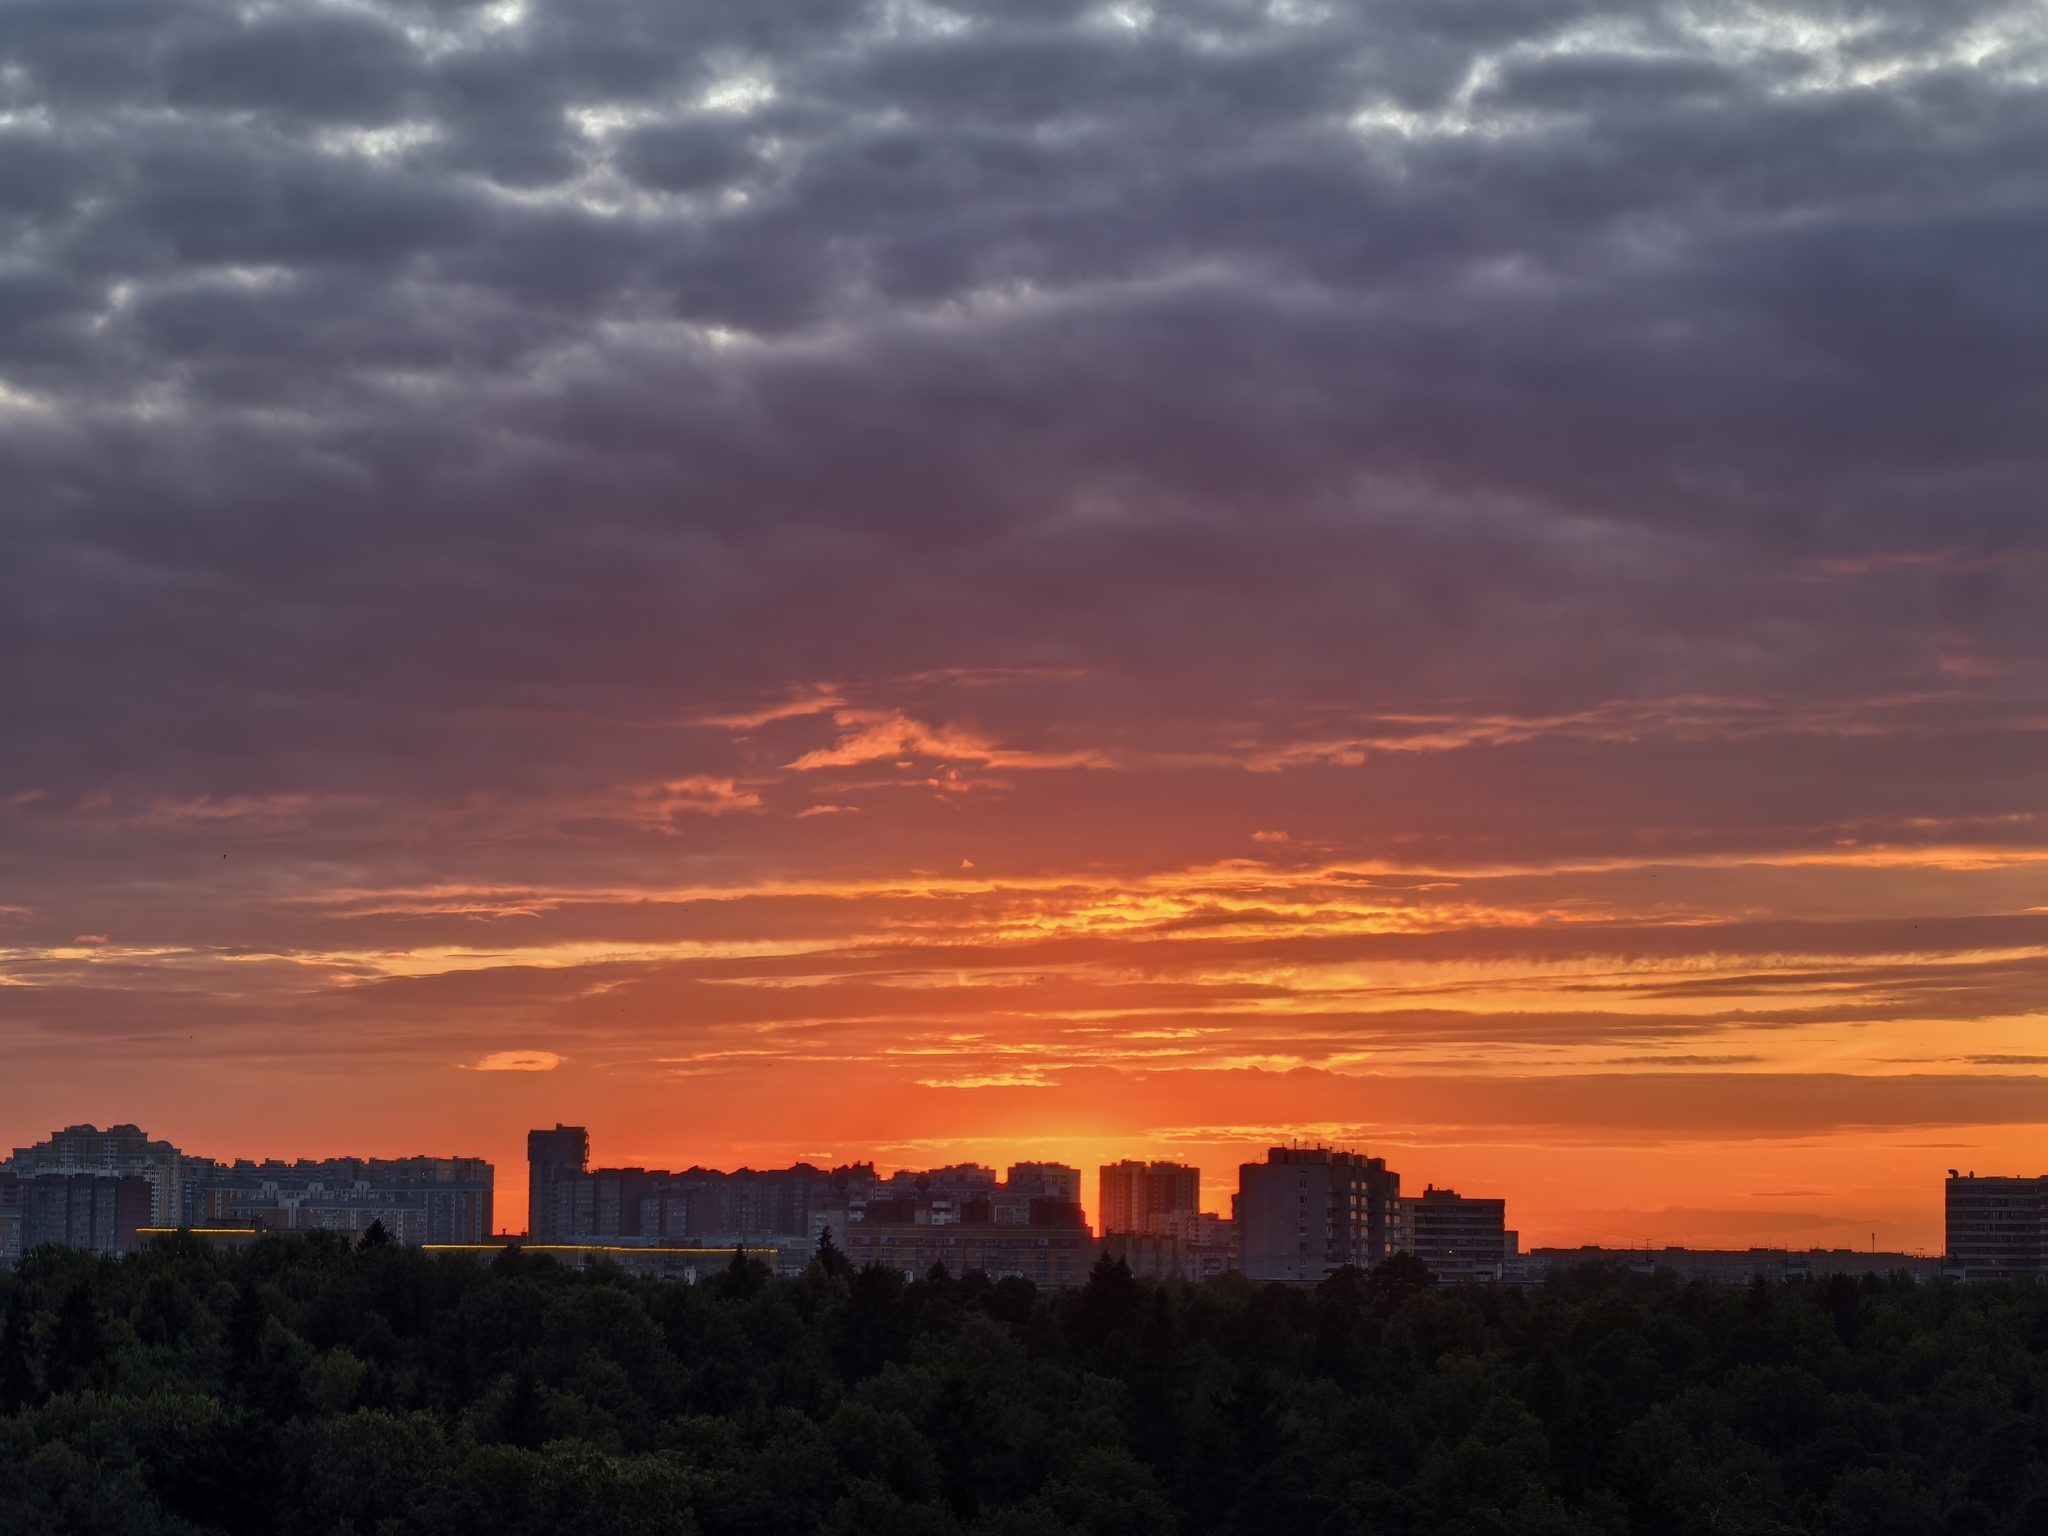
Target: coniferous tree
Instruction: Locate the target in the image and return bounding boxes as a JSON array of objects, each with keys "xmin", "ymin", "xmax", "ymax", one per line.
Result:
[
  {"xmin": 0, "ymin": 1288, "xmax": 36, "ymax": 1412},
  {"xmin": 719, "ymin": 1243, "xmax": 768, "ymax": 1299},
  {"xmin": 44, "ymin": 1279, "xmax": 108, "ymax": 1395},
  {"xmin": 814, "ymin": 1223, "xmax": 851, "ymax": 1278}
]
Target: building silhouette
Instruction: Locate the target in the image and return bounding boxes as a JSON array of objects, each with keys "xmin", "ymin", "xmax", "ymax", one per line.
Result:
[
  {"xmin": 1522, "ymin": 1246, "xmax": 1944, "ymax": 1285},
  {"xmin": 1006, "ymin": 1162, "xmax": 1083, "ymax": 1203},
  {"xmin": 526, "ymin": 1124, "xmax": 591, "ymax": 1243},
  {"xmin": 3, "ymin": 1169, "xmax": 151, "ymax": 1259},
  {"xmin": 845, "ymin": 1196, "xmax": 1096, "ymax": 1286},
  {"xmin": 1946, "ymin": 1171, "xmax": 2045, "ymax": 1280},
  {"xmin": 1403, "ymin": 1187, "xmax": 1508, "ymax": 1282},
  {"xmin": 1098, "ymin": 1159, "xmax": 1201, "ymax": 1236},
  {"xmin": 527, "ymin": 1126, "xmax": 888, "ymax": 1257},
  {"xmin": 1, "ymin": 1123, "xmax": 493, "ymax": 1264},
  {"xmin": 187, "ymin": 1157, "xmax": 493, "ymax": 1244},
  {"xmin": 1234, "ymin": 1146, "xmax": 1405, "ymax": 1283},
  {"xmin": 524, "ymin": 1131, "xmax": 1098, "ymax": 1277},
  {"xmin": 4, "ymin": 1123, "xmax": 202, "ymax": 1260}
]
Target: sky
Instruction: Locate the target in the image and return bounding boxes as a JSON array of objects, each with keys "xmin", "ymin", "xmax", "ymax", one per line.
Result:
[{"xmin": 4, "ymin": 0, "xmax": 2048, "ymax": 1251}]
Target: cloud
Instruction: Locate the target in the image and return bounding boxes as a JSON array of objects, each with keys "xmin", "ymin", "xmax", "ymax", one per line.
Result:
[
  {"xmin": 72, "ymin": 795, "xmax": 369, "ymax": 830},
  {"xmin": 470, "ymin": 1050, "xmax": 563, "ymax": 1073},
  {"xmin": 634, "ymin": 777, "xmax": 764, "ymax": 819},
  {"xmin": 2, "ymin": 0, "xmax": 2042, "ymax": 833},
  {"xmin": 693, "ymin": 688, "xmax": 847, "ymax": 729},
  {"xmin": 786, "ymin": 712, "xmax": 1108, "ymax": 771}
]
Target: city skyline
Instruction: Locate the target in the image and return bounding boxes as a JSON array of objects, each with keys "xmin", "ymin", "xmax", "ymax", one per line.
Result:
[
  {"xmin": 11, "ymin": 1115, "xmax": 1993, "ymax": 1291},
  {"xmin": 0, "ymin": 1113, "xmax": 1969, "ymax": 1259}
]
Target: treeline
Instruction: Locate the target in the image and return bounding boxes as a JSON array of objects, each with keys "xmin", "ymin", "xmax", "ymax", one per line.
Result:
[{"xmin": 3, "ymin": 1231, "xmax": 2047, "ymax": 1536}]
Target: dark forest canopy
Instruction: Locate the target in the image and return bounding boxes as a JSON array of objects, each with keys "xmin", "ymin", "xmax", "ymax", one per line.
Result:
[{"xmin": 2, "ymin": 1233, "xmax": 2046, "ymax": 1536}]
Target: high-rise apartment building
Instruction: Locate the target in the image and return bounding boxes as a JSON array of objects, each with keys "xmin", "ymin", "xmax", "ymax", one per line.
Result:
[
  {"xmin": 526, "ymin": 1127, "xmax": 877, "ymax": 1254},
  {"xmin": 1, "ymin": 1124, "xmax": 494, "ymax": 1263},
  {"xmin": 1234, "ymin": 1146, "xmax": 1403, "ymax": 1283},
  {"xmin": 5, "ymin": 1170, "xmax": 152, "ymax": 1258},
  {"xmin": 186, "ymin": 1157, "xmax": 494, "ymax": 1245},
  {"xmin": 7, "ymin": 1123, "xmax": 196, "ymax": 1232},
  {"xmin": 527, "ymin": 1124, "xmax": 591, "ymax": 1243},
  {"xmin": 532, "ymin": 1151, "xmax": 1184, "ymax": 1280},
  {"xmin": 1098, "ymin": 1160, "xmax": 1201, "ymax": 1236},
  {"xmin": 521, "ymin": 1132, "xmax": 1092, "ymax": 1276},
  {"xmin": 1946, "ymin": 1171, "xmax": 2047, "ymax": 1280},
  {"xmin": 1403, "ymin": 1187, "xmax": 1507, "ymax": 1282},
  {"xmin": 6, "ymin": 1123, "xmax": 204, "ymax": 1258},
  {"xmin": 1007, "ymin": 1163, "xmax": 1083, "ymax": 1204}
]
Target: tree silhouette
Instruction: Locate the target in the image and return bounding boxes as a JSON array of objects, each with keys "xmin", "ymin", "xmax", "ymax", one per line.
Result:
[
  {"xmin": 0, "ymin": 1289, "xmax": 36, "ymax": 1411},
  {"xmin": 718, "ymin": 1244, "xmax": 769, "ymax": 1300},
  {"xmin": 1364, "ymin": 1250, "xmax": 1437, "ymax": 1315},
  {"xmin": 0, "ymin": 1230, "xmax": 2032, "ymax": 1536},
  {"xmin": 45, "ymin": 1280, "xmax": 111, "ymax": 1395},
  {"xmin": 814, "ymin": 1223, "xmax": 851, "ymax": 1278}
]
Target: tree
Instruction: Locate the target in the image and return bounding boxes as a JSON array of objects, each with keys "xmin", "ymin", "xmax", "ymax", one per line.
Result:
[
  {"xmin": 1070, "ymin": 1252, "xmax": 1139, "ymax": 1349},
  {"xmin": 1364, "ymin": 1251, "xmax": 1437, "ymax": 1315},
  {"xmin": 815, "ymin": 1225, "xmax": 852, "ymax": 1279},
  {"xmin": 0, "ymin": 1288, "xmax": 36, "ymax": 1411},
  {"xmin": 836, "ymin": 1263, "xmax": 911, "ymax": 1381},
  {"xmin": 45, "ymin": 1280, "xmax": 109, "ymax": 1395},
  {"xmin": 358, "ymin": 1220, "xmax": 392, "ymax": 1251},
  {"xmin": 717, "ymin": 1245, "xmax": 769, "ymax": 1300}
]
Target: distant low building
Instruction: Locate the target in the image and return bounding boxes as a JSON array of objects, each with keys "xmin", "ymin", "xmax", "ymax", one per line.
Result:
[
  {"xmin": 1102, "ymin": 1230, "xmax": 1185, "ymax": 1281},
  {"xmin": 425, "ymin": 1242, "xmax": 777, "ymax": 1282},
  {"xmin": 1145, "ymin": 1210, "xmax": 1239, "ymax": 1280},
  {"xmin": 1525, "ymin": 1247, "xmax": 1946, "ymax": 1285},
  {"xmin": 846, "ymin": 1199, "xmax": 1097, "ymax": 1287}
]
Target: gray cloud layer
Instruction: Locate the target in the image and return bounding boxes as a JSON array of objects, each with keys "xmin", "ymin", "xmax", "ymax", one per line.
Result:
[{"xmin": 3, "ymin": 0, "xmax": 2046, "ymax": 829}]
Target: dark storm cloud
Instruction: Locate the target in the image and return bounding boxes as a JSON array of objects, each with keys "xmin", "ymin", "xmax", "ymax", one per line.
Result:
[{"xmin": 1, "ymin": 0, "xmax": 2046, "ymax": 821}]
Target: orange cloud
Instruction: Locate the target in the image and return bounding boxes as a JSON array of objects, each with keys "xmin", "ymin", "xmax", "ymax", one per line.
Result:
[
  {"xmin": 470, "ymin": 1050, "xmax": 563, "ymax": 1072},
  {"xmin": 692, "ymin": 685, "xmax": 846, "ymax": 729},
  {"xmin": 786, "ymin": 710, "xmax": 1109, "ymax": 770},
  {"xmin": 635, "ymin": 776, "xmax": 764, "ymax": 818}
]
